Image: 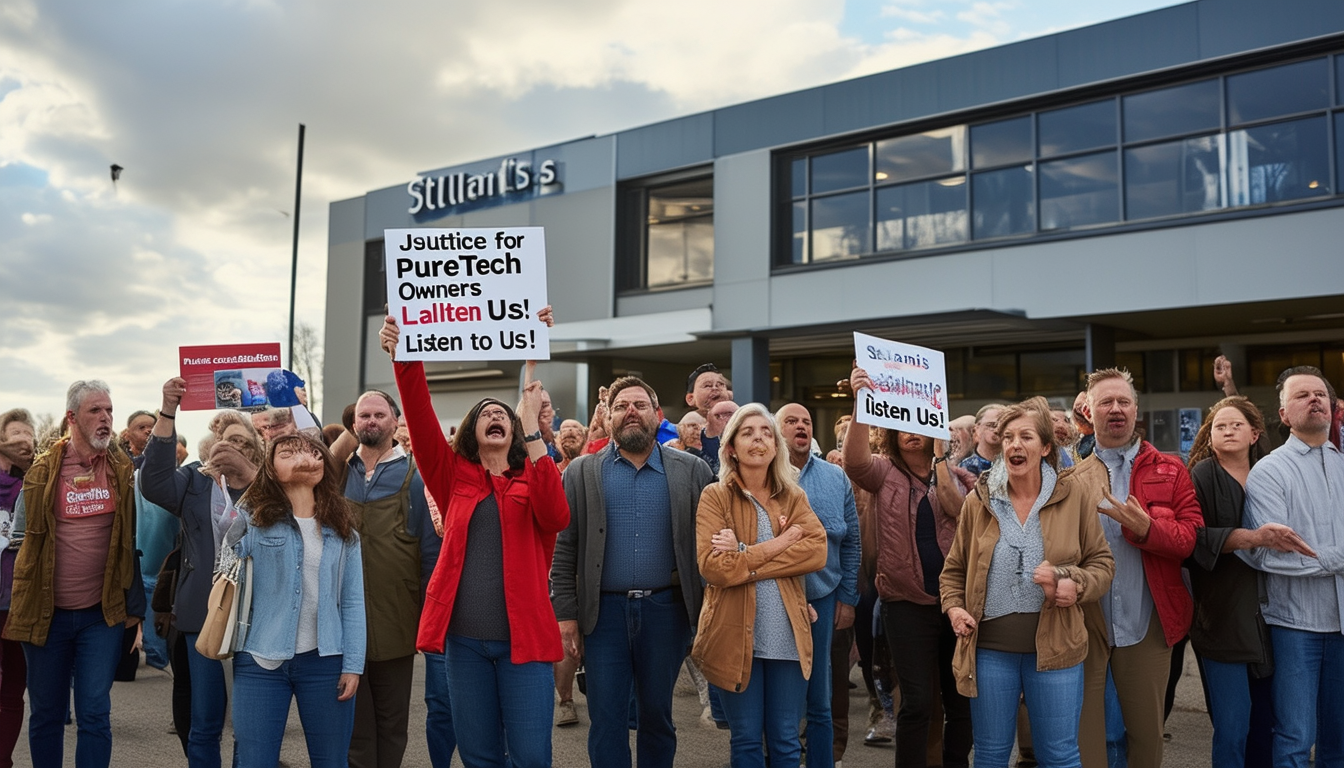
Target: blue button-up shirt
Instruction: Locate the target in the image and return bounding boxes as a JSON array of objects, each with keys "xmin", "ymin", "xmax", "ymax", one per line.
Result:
[
  {"xmin": 599, "ymin": 445, "xmax": 676, "ymax": 592},
  {"xmin": 797, "ymin": 454, "xmax": 861, "ymax": 605},
  {"xmin": 1096, "ymin": 440, "xmax": 1155, "ymax": 648},
  {"xmin": 1242, "ymin": 434, "xmax": 1344, "ymax": 633}
]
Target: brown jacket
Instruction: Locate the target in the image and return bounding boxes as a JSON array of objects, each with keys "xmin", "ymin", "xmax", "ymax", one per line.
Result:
[
  {"xmin": 846, "ymin": 456, "xmax": 975, "ymax": 604},
  {"xmin": 939, "ymin": 467, "xmax": 1114, "ymax": 697},
  {"xmin": 691, "ymin": 481, "xmax": 827, "ymax": 693},
  {"xmin": 4, "ymin": 438, "xmax": 142, "ymax": 646}
]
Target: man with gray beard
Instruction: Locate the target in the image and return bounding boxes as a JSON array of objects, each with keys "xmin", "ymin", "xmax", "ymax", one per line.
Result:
[
  {"xmin": 5, "ymin": 380, "xmax": 145, "ymax": 768},
  {"xmin": 342, "ymin": 391, "xmax": 438, "ymax": 768},
  {"xmin": 552, "ymin": 376, "xmax": 715, "ymax": 768}
]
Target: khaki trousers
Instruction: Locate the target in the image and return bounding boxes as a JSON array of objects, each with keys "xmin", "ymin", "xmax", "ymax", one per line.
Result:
[{"xmin": 1079, "ymin": 608, "xmax": 1172, "ymax": 768}]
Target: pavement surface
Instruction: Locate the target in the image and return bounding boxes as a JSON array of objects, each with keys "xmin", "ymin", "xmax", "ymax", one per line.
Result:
[{"xmin": 13, "ymin": 646, "xmax": 1218, "ymax": 767}]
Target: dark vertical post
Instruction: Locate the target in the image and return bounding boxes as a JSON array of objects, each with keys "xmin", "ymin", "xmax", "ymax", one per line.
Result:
[
  {"xmin": 1085, "ymin": 323, "xmax": 1116, "ymax": 372},
  {"xmin": 731, "ymin": 336, "xmax": 772, "ymax": 406},
  {"xmin": 288, "ymin": 123, "xmax": 306, "ymax": 370}
]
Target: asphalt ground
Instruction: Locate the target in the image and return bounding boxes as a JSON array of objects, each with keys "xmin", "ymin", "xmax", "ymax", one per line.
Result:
[{"xmin": 12, "ymin": 645, "xmax": 1217, "ymax": 767}]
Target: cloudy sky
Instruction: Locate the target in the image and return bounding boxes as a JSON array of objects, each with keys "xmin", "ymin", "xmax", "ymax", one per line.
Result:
[{"xmin": 0, "ymin": 0, "xmax": 1180, "ymax": 456}]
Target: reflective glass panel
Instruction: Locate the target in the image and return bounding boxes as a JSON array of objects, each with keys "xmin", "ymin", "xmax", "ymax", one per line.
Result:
[
  {"xmin": 876, "ymin": 177, "xmax": 968, "ymax": 251},
  {"xmin": 811, "ymin": 191, "xmax": 870, "ymax": 261},
  {"xmin": 645, "ymin": 179, "xmax": 713, "ymax": 287},
  {"xmin": 791, "ymin": 157, "xmax": 806, "ymax": 198},
  {"xmin": 791, "ymin": 201, "xmax": 807, "ymax": 264},
  {"xmin": 1227, "ymin": 116, "xmax": 1330, "ymax": 205},
  {"xmin": 875, "ymin": 127, "xmax": 965, "ymax": 182},
  {"xmin": 811, "ymin": 147, "xmax": 869, "ymax": 194},
  {"xmin": 1039, "ymin": 100, "xmax": 1116, "ymax": 157},
  {"xmin": 1337, "ymin": 114, "xmax": 1344, "ymax": 199},
  {"xmin": 1227, "ymin": 58, "xmax": 1328, "ymax": 126},
  {"xmin": 1039, "ymin": 151, "xmax": 1119, "ymax": 230},
  {"xmin": 1124, "ymin": 135, "xmax": 1224, "ymax": 220},
  {"xmin": 971, "ymin": 117, "xmax": 1032, "ymax": 168},
  {"xmin": 1123, "ymin": 80, "xmax": 1221, "ymax": 143},
  {"xmin": 972, "ymin": 166, "xmax": 1034, "ymax": 239},
  {"xmin": 1338, "ymin": 56, "xmax": 1344, "ymax": 104}
]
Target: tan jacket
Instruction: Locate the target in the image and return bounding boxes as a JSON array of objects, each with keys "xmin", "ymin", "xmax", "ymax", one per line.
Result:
[
  {"xmin": 939, "ymin": 467, "xmax": 1114, "ymax": 697},
  {"xmin": 4, "ymin": 438, "xmax": 140, "ymax": 646},
  {"xmin": 691, "ymin": 481, "xmax": 827, "ymax": 693}
]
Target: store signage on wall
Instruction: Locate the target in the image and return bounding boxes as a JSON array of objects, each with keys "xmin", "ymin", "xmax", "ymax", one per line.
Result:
[{"xmin": 407, "ymin": 158, "xmax": 559, "ymax": 218}]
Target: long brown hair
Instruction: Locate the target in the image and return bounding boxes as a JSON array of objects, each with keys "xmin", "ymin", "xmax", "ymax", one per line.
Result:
[
  {"xmin": 1186, "ymin": 396, "xmax": 1268, "ymax": 469},
  {"xmin": 240, "ymin": 434, "xmax": 354, "ymax": 540},
  {"xmin": 452, "ymin": 398, "xmax": 528, "ymax": 471}
]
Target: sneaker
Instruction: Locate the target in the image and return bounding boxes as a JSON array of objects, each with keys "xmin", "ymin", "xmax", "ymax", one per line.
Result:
[
  {"xmin": 864, "ymin": 726, "xmax": 892, "ymax": 746},
  {"xmin": 555, "ymin": 699, "xmax": 579, "ymax": 727},
  {"xmin": 875, "ymin": 713, "xmax": 897, "ymax": 739}
]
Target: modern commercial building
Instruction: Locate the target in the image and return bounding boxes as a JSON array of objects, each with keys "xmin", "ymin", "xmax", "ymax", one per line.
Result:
[{"xmin": 325, "ymin": 0, "xmax": 1344, "ymax": 452}]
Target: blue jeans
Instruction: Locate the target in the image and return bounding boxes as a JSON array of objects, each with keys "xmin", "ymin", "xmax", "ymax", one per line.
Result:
[
  {"xmin": 805, "ymin": 590, "xmax": 837, "ymax": 768},
  {"xmin": 141, "ymin": 576, "xmax": 169, "ymax": 670},
  {"xmin": 1269, "ymin": 626, "xmax": 1344, "ymax": 768},
  {"xmin": 232, "ymin": 650, "xmax": 355, "ymax": 768},
  {"xmin": 423, "ymin": 651, "xmax": 456, "ymax": 768},
  {"xmin": 716, "ymin": 657, "xmax": 809, "ymax": 768},
  {"xmin": 1198, "ymin": 656, "xmax": 1274, "ymax": 768},
  {"xmin": 969, "ymin": 649, "xmax": 1084, "ymax": 768},
  {"xmin": 21, "ymin": 606, "xmax": 124, "ymax": 768},
  {"xmin": 183, "ymin": 633, "xmax": 227, "ymax": 768},
  {"xmin": 444, "ymin": 634, "xmax": 552, "ymax": 768},
  {"xmin": 584, "ymin": 590, "xmax": 691, "ymax": 768}
]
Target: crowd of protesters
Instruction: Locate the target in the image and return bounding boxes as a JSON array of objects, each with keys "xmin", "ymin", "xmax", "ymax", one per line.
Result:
[{"xmin": 1, "ymin": 308, "xmax": 1342, "ymax": 768}]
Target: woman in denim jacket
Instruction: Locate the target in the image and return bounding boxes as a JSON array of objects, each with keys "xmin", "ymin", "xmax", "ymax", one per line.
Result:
[{"xmin": 233, "ymin": 434, "xmax": 366, "ymax": 768}]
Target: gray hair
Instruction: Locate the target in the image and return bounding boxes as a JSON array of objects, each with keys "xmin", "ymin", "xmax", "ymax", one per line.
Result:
[{"xmin": 66, "ymin": 380, "xmax": 111, "ymax": 414}]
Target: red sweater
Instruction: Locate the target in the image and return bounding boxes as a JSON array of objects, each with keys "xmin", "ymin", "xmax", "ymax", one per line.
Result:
[{"xmin": 395, "ymin": 361, "xmax": 570, "ymax": 663}]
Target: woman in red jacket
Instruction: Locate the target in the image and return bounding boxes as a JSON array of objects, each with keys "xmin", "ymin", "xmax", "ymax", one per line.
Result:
[{"xmin": 379, "ymin": 307, "xmax": 568, "ymax": 768}]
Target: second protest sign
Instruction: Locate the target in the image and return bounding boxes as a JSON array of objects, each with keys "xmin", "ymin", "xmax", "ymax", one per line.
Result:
[{"xmin": 384, "ymin": 226, "xmax": 550, "ymax": 361}]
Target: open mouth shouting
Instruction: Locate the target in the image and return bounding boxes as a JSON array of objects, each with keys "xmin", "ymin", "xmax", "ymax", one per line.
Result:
[{"xmin": 485, "ymin": 423, "xmax": 507, "ymax": 439}]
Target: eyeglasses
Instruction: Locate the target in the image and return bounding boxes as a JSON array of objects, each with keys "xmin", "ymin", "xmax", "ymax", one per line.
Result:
[
  {"xmin": 479, "ymin": 407, "xmax": 510, "ymax": 420},
  {"xmin": 611, "ymin": 401, "xmax": 653, "ymax": 415}
]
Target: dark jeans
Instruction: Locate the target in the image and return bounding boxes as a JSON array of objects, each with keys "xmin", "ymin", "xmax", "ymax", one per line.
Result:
[
  {"xmin": 350, "ymin": 654, "xmax": 415, "ymax": 768},
  {"xmin": 881, "ymin": 600, "xmax": 971, "ymax": 768},
  {"xmin": 22, "ymin": 606, "xmax": 124, "ymax": 768},
  {"xmin": 583, "ymin": 590, "xmax": 691, "ymax": 768},
  {"xmin": 423, "ymin": 651, "xmax": 456, "ymax": 768},
  {"xmin": 444, "ymin": 635, "xmax": 552, "ymax": 768},
  {"xmin": 717, "ymin": 657, "xmax": 809, "ymax": 768},
  {"xmin": 183, "ymin": 632, "xmax": 227, "ymax": 768},
  {"xmin": 0, "ymin": 611, "xmax": 26, "ymax": 768},
  {"xmin": 805, "ymin": 590, "xmax": 837, "ymax": 768},
  {"xmin": 232, "ymin": 650, "xmax": 356, "ymax": 768}
]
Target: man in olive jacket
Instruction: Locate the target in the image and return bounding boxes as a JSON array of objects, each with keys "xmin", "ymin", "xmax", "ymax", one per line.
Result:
[
  {"xmin": 551, "ymin": 376, "xmax": 715, "ymax": 768},
  {"xmin": 5, "ymin": 380, "xmax": 144, "ymax": 768}
]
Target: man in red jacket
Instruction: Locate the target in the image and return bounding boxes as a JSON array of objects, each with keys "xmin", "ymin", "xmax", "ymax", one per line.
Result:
[{"xmin": 1072, "ymin": 368, "xmax": 1200, "ymax": 768}]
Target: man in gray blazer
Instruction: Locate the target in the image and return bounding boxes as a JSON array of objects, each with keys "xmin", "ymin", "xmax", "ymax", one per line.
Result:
[{"xmin": 552, "ymin": 376, "xmax": 715, "ymax": 768}]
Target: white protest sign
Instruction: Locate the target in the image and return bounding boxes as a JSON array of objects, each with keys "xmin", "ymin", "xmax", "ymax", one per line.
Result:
[
  {"xmin": 852, "ymin": 332, "xmax": 949, "ymax": 440},
  {"xmin": 384, "ymin": 227, "xmax": 549, "ymax": 361}
]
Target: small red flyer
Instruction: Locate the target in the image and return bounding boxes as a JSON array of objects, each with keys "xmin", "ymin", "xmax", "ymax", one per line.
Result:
[{"xmin": 178, "ymin": 343, "xmax": 284, "ymax": 411}]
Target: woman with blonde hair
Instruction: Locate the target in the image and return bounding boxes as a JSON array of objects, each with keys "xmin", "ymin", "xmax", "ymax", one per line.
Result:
[
  {"xmin": 692, "ymin": 403, "xmax": 826, "ymax": 768},
  {"xmin": 940, "ymin": 396, "xmax": 1114, "ymax": 767}
]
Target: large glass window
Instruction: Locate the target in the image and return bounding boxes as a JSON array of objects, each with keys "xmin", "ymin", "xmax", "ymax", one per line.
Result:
[
  {"xmin": 777, "ymin": 53, "xmax": 1344, "ymax": 268},
  {"xmin": 811, "ymin": 191, "xmax": 870, "ymax": 261},
  {"xmin": 875, "ymin": 127, "xmax": 965, "ymax": 182},
  {"xmin": 972, "ymin": 117, "xmax": 1032, "ymax": 168},
  {"xmin": 1039, "ymin": 101, "xmax": 1116, "ymax": 157},
  {"xmin": 1040, "ymin": 151, "xmax": 1119, "ymax": 229},
  {"xmin": 1227, "ymin": 116, "xmax": 1330, "ymax": 205},
  {"xmin": 876, "ymin": 177, "xmax": 968, "ymax": 250},
  {"xmin": 972, "ymin": 166, "xmax": 1035, "ymax": 239},
  {"xmin": 811, "ymin": 148, "xmax": 869, "ymax": 193},
  {"xmin": 1227, "ymin": 58, "xmax": 1329, "ymax": 125},
  {"xmin": 1125, "ymin": 135, "xmax": 1223, "ymax": 220},
  {"xmin": 1124, "ymin": 80, "xmax": 1221, "ymax": 143},
  {"xmin": 617, "ymin": 172, "xmax": 714, "ymax": 291}
]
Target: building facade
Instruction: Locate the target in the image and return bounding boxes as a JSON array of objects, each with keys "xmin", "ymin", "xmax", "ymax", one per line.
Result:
[{"xmin": 326, "ymin": 0, "xmax": 1344, "ymax": 452}]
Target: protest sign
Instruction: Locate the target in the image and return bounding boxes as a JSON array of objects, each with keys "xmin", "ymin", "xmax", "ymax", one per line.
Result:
[
  {"xmin": 178, "ymin": 343, "xmax": 293, "ymax": 411},
  {"xmin": 852, "ymin": 332, "xmax": 949, "ymax": 440},
  {"xmin": 384, "ymin": 227, "xmax": 549, "ymax": 361}
]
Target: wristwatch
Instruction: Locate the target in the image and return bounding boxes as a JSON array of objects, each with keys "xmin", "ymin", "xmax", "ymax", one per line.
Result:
[{"xmin": 523, "ymin": 430, "xmax": 543, "ymax": 443}]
